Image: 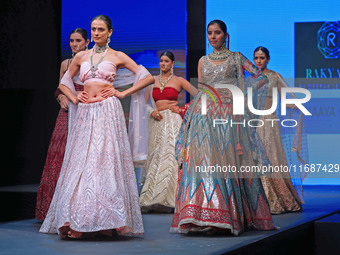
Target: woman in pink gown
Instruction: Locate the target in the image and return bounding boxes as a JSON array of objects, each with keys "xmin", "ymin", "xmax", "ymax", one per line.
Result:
[{"xmin": 39, "ymin": 15, "xmax": 154, "ymax": 239}]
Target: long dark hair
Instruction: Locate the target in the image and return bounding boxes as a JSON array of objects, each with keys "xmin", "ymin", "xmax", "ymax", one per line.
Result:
[
  {"xmin": 91, "ymin": 15, "xmax": 113, "ymax": 31},
  {"xmin": 70, "ymin": 28, "xmax": 88, "ymax": 41},
  {"xmin": 160, "ymin": 51, "xmax": 175, "ymax": 61},
  {"xmin": 207, "ymin": 20, "xmax": 229, "ymax": 49},
  {"xmin": 254, "ymin": 46, "xmax": 270, "ymax": 59}
]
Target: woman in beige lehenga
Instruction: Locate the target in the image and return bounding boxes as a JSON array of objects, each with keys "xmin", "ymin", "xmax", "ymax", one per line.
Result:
[
  {"xmin": 253, "ymin": 46, "xmax": 302, "ymax": 214},
  {"xmin": 139, "ymin": 51, "xmax": 197, "ymax": 212}
]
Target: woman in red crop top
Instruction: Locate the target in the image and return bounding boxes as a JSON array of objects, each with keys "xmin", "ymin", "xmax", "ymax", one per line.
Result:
[
  {"xmin": 139, "ymin": 51, "xmax": 197, "ymax": 212},
  {"xmin": 35, "ymin": 28, "xmax": 89, "ymax": 221},
  {"xmin": 40, "ymin": 15, "xmax": 154, "ymax": 239}
]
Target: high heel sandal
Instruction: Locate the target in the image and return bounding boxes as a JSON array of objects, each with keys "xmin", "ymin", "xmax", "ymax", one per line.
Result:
[
  {"xmin": 67, "ymin": 230, "xmax": 84, "ymax": 239},
  {"xmin": 58, "ymin": 224, "xmax": 71, "ymax": 239}
]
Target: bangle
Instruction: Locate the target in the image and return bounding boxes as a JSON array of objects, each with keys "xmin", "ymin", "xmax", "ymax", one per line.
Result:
[
  {"xmin": 150, "ymin": 109, "xmax": 156, "ymax": 116},
  {"xmin": 57, "ymin": 94, "xmax": 65, "ymax": 103}
]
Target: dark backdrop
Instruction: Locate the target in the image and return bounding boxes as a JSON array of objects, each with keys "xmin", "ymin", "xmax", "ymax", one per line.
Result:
[
  {"xmin": 186, "ymin": 0, "xmax": 205, "ymax": 84},
  {"xmin": 0, "ymin": 0, "xmax": 61, "ymax": 186}
]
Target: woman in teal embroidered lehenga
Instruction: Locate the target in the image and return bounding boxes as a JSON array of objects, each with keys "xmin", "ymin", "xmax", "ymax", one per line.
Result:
[{"xmin": 170, "ymin": 20, "xmax": 275, "ymax": 235}]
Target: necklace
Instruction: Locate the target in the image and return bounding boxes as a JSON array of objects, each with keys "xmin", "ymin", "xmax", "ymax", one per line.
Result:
[
  {"xmin": 159, "ymin": 72, "xmax": 173, "ymax": 93},
  {"xmin": 90, "ymin": 47, "xmax": 109, "ymax": 78},
  {"xmin": 93, "ymin": 43, "xmax": 108, "ymax": 53},
  {"xmin": 208, "ymin": 47, "xmax": 232, "ymax": 61}
]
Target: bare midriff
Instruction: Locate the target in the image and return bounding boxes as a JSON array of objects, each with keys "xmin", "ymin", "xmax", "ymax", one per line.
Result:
[
  {"xmin": 83, "ymin": 82, "xmax": 113, "ymax": 104},
  {"xmin": 156, "ymin": 100, "xmax": 178, "ymax": 111}
]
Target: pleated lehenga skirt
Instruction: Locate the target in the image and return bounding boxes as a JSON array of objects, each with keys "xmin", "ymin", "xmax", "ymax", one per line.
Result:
[
  {"xmin": 139, "ymin": 109, "xmax": 182, "ymax": 210},
  {"xmin": 258, "ymin": 114, "xmax": 302, "ymax": 214},
  {"xmin": 40, "ymin": 97, "xmax": 144, "ymax": 236},
  {"xmin": 171, "ymin": 93, "xmax": 275, "ymax": 235}
]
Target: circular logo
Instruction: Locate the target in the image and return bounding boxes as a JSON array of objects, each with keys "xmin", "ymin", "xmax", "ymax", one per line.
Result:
[{"xmin": 317, "ymin": 21, "xmax": 340, "ymax": 59}]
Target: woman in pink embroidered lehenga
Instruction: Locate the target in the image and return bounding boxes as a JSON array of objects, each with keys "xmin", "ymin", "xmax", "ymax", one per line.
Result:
[
  {"xmin": 39, "ymin": 15, "xmax": 154, "ymax": 239},
  {"xmin": 35, "ymin": 28, "xmax": 88, "ymax": 220}
]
